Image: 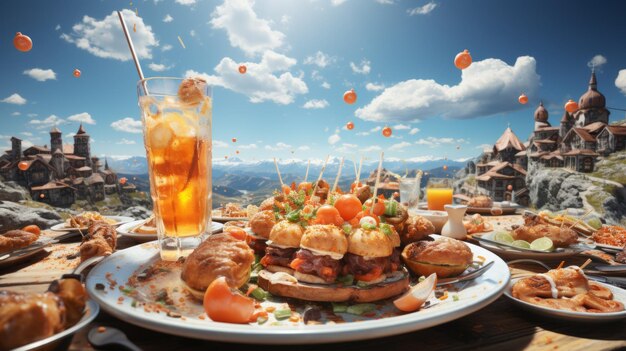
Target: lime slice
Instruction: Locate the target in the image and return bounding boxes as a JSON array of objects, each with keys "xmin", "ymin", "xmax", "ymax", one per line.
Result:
[
  {"xmin": 511, "ymin": 240, "xmax": 531, "ymax": 249},
  {"xmin": 494, "ymin": 232, "xmax": 514, "ymax": 244},
  {"xmin": 587, "ymin": 218, "xmax": 602, "ymax": 230},
  {"xmin": 530, "ymin": 237, "xmax": 554, "ymax": 252}
]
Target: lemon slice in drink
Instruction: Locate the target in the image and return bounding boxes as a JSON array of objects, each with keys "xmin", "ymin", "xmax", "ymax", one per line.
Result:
[
  {"xmin": 530, "ymin": 237, "xmax": 554, "ymax": 252},
  {"xmin": 511, "ymin": 240, "xmax": 531, "ymax": 249},
  {"xmin": 494, "ymin": 232, "xmax": 514, "ymax": 244}
]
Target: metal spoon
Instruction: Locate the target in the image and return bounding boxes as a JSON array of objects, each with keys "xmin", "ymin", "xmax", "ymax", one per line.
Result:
[
  {"xmin": 437, "ymin": 261, "xmax": 494, "ymax": 286},
  {"xmin": 88, "ymin": 326, "xmax": 142, "ymax": 351}
]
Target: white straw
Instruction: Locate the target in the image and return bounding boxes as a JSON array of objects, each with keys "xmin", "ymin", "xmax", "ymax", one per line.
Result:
[
  {"xmin": 304, "ymin": 160, "xmax": 310, "ymax": 182},
  {"xmin": 273, "ymin": 157, "xmax": 284, "ymax": 188},
  {"xmin": 370, "ymin": 152, "xmax": 384, "ymax": 214},
  {"xmin": 332, "ymin": 157, "xmax": 344, "ymax": 193},
  {"xmin": 117, "ymin": 11, "xmax": 147, "ymax": 93},
  {"xmin": 311, "ymin": 155, "xmax": 330, "ymax": 196}
]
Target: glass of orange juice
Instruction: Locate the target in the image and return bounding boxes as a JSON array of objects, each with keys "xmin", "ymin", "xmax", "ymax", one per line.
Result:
[
  {"xmin": 426, "ymin": 178, "xmax": 453, "ymax": 211},
  {"xmin": 138, "ymin": 77, "xmax": 212, "ymax": 261}
]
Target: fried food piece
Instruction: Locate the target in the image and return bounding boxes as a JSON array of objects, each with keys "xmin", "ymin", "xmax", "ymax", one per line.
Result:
[
  {"xmin": 464, "ymin": 214, "xmax": 493, "ymax": 234},
  {"xmin": 513, "ymin": 224, "xmax": 578, "ymax": 248},
  {"xmin": 383, "ymin": 202, "xmax": 409, "ymax": 234},
  {"xmin": 0, "ymin": 230, "xmax": 39, "ymax": 254},
  {"xmin": 249, "ymin": 210, "xmax": 276, "ymax": 239},
  {"xmin": 593, "ymin": 225, "xmax": 626, "ymax": 248},
  {"xmin": 181, "ymin": 233, "xmax": 254, "ymax": 298},
  {"xmin": 79, "ymin": 221, "xmax": 117, "ymax": 262},
  {"xmin": 354, "ymin": 184, "xmax": 372, "ymax": 204},
  {"xmin": 617, "ymin": 246, "xmax": 626, "ymax": 264},
  {"xmin": 400, "ymin": 216, "xmax": 435, "ymax": 245},
  {"xmin": 467, "ymin": 195, "xmax": 493, "ymax": 208}
]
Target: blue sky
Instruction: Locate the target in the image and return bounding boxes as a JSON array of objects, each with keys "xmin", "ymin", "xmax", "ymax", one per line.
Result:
[{"xmin": 1, "ymin": 0, "xmax": 626, "ymax": 164}]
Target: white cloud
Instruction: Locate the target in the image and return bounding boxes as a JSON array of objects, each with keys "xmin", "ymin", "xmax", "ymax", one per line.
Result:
[
  {"xmin": 321, "ymin": 82, "xmax": 331, "ymax": 89},
  {"xmin": 331, "ymin": 0, "xmax": 348, "ymax": 5},
  {"xmin": 414, "ymin": 137, "xmax": 459, "ymax": 148},
  {"xmin": 55, "ymin": 24, "xmax": 61, "ymax": 31},
  {"xmin": 356, "ymin": 56, "xmax": 540, "ymax": 122},
  {"xmin": 588, "ymin": 54, "xmax": 607, "ymax": 69},
  {"xmin": 190, "ymin": 29, "xmax": 196, "ymax": 37},
  {"xmin": 163, "ymin": 14, "xmax": 173, "ymax": 22},
  {"xmin": 297, "ymin": 145, "xmax": 310, "ymax": 151},
  {"xmin": 21, "ymin": 132, "xmax": 33, "ymax": 137},
  {"xmin": 239, "ymin": 143, "xmax": 258, "ymax": 149},
  {"xmin": 335, "ymin": 143, "xmax": 358, "ymax": 153},
  {"xmin": 615, "ymin": 69, "xmax": 626, "ymax": 95},
  {"xmin": 28, "ymin": 113, "xmax": 38, "ymax": 117},
  {"xmin": 350, "ymin": 59, "xmax": 371, "ymax": 74},
  {"xmin": 116, "ymin": 138, "xmax": 136, "ymax": 145},
  {"xmin": 67, "ymin": 112, "xmax": 95, "ymax": 124},
  {"xmin": 409, "ymin": 127, "xmax": 420, "ymax": 135},
  {"xmin": 214, "ymin": 140, "xmax": 229, "ymax": 148},
  {"xmin": 12, "ymin": 112, "xmax": 21, "ymax": 116},
  {"xmin": 303, "ymin": 99, "xmax": 329, "ymax": 109},
  {"xmin": 389, "ymin": 141, "xmax": 412, "ymax": 151},
  {"xmin": 29, "ymin": 115, "xmax": 65, "ymax": 129},
  {"xmin": 375, "ymin": 0, "xmax": 394, "ymax": 4},
  {"xmin": 23, "ymin": 68, "xmax": 57, "ymax": 82},
  {"xmin": 362, "ymin": 145, "xmax": 382, "ymax": 152},
  {"xmin": 393, "ymin": 124, "xmax": 411, "ymax": 130},
  {"xmin": 185, "ymin": 50, "xmax": 308, "ymax": 105},
  {"xmin": 304, "ymin": 51, "xmax": 335, "ymax": 68},
  {"xmin": 61, "ymin": 9, "xmax": 158, "ymax": 61},
  {"xmin": 328, "ymin": 134, "xmax": 341, "ymax": 145},
  {"xmin": 408, "ymin": 2, "xmax": 437, "ymax": 16},
  {"xmin": 162, "ymin": 44, "xmax": 173, "ymax": 52},
  {"xmin": 111, "ymin": 117, "xmax": 143, "ymax": 133},
  {"xmin": 265, "ymin": 142, "xmax": 292, "ymax": 151},
  {"xmin": 280, "ymin": 15, "xmax": 290, "ymax": 24},
  {"xmin": 476, "ymin": 143, "xmax": 492, "ymax": 150},
  {"xmin": 176, "ymin": 0, "xmax": 196, "ymax": 5},
  {"xmin": 211, "ymin": 0, "xmax": 285, "ymax": 55},
  {"xmin": 2, "ymin": 93, "xmax": 27, "ymax": 105},
  {"xmin": 366, "ymin": 82, "xmax": 385, "ymax": 91},
  {"xmin": 148, "ymin": 63, "xmax": 172, "ymax": 72}
]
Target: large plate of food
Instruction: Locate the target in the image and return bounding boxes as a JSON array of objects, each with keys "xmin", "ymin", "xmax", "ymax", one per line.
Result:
[
  {"xmin": 591, "ymin": 225, "xmax": 626, "ymax": 252},
  {"xmin": 454, "ymin": 195, "xmax": 518, "ymax": 215},
  {"xmin": 212, "ymin": 203, "xmax": 258, "ymax": 222},
  {"xmin": 86, "ymin": 180, "xmax": 510, "ymax": 344},
  {"xmin": 504, "ymin": 266, "xmax": 626, "ymax": 321},
  {"xmin": 51, "ymin": 212, "xmax": 134, "ymax": 232},
  {"xmin": 117, "ymin": 217, "xmax": 225, "ymax": 242},
  {"xmin": 0, "ymin": 225, "xmax": 55, "ymax": 267}
]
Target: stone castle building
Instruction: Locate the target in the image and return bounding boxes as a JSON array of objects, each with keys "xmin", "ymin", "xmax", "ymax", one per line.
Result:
[
  {"xmin": 469, "ymin": 72, "xmax": 626, "ymax": 205},
  {"xmin": 0, "ymin": 125, "xmax": 123, "ymax": 207}
]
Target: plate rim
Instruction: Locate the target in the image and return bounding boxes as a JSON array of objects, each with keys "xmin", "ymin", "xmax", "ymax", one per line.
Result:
[
  {"xmin": 50, "ymin": 215, "xmax": 135, "ymax": 232},
  {"xmin": 117, "ymin": 220, "xmax": 225, "ymax": 240},
  {"xmin": 474, "ymin": 231, "xmax": 583, "ymax": 259}
]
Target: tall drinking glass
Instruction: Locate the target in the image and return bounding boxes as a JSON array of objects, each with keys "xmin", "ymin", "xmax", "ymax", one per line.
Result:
[
  {"xmin": 137, "ymin": 77, "xmax": 212, "ymax": 261},
  {"xmin": 426, "ymin": 178, "xmax": 453, "ymax": 211},
  {"xmin": 399, "ymin": 178, "xmax": 421, "ymax": 210}
]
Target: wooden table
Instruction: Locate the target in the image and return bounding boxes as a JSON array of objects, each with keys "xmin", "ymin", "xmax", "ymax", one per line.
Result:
[{"xmin": 2, "ymin": 215, "xmax": 625, "ymax": 351}]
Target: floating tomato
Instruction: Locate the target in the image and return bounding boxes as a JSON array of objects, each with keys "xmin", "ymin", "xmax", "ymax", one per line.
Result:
[
  {"xmin": 73, "ymin": 69, "xmax": 81, "ymax": 78},
  {"xmin": 39, "ymin": 193, "xmax": 45, "ymax": 199},
  {"xmin": 518, "ymin": 94, "xmax": 528, "ymax": 105},
  {"xmin": 238, "ymin": 65, "xmax": 247, "ymax": 74},
  {"xmin": 507, "ymin": 184, "xmax": 513, "ymax": 191},
  {"xmin": 454, "ymin": 49, "xmax": 472, "ymax": 70},
  {"xmin": 443, "ymin": 165, "xmax": 448, "ymax": 171},
  {"xmin": 14, "ymin": 32, "xmax": 32, "ymax": 52},
  {"xmin": 18, "ymin": 161, "xmax": 29, "ymax": 171},
  {"xmin": 232, "ymin": 137, "xmax": 237, "ymax": 143},
  {"xmin": 564, "ymin": 99, "xmax": 579, "ymax": 113},
  {"xmin": 224, "ymin": 155, "xmax": 228, "ymax": 159},
  {"xmin": 382, "ymin": 126, "xmax": 392, "ymax": 137},
  {"xmin": 119, "ymin": 177, "xmax": 127, "ymax": 185},
  {"xmin": 236, "ymin": 150, "xmax": 240, "ymax": 154},
  {"xmin": 343, "ymin": 89, "xmax": 357, "ymax": 105},
  {"xmin": 346, "ymin": 121, "xmax": 355, "ymax": 130}
]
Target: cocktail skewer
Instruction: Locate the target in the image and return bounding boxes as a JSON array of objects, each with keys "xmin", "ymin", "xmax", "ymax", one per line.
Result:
[
  {"xmin": 332, "ymin": 157, "xmax": 344, "ymax": 193},
  {"xmin": 311, "ymin": 155, "xmax": 330, "ymax": 199},
  {"xmin": 369, "ymin": 152, "xmax": 384, "ymax": 215},
  {"xmin": 273, "ymin": 157, "xmax": 284, "ymax": 189},
  {"xmin": 304, "ymin": 160, "xmax": 310, "ymax": 183}
]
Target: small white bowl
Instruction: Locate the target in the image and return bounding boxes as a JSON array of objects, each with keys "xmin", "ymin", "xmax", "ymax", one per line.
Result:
[{"xmin": 408, "ymin": 209, "xmax": 448, "ymax": 234}]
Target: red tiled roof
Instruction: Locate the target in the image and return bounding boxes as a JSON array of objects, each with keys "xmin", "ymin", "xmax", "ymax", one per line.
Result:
[
  {"xmin": 569, "ymin": 128, "xmax": 596, "ymax": 142},
  {"xmin": 494, "ymin": 127, "xmax": 526, "ymax": 152},
  {"xmin": 606, "ymin": 125, "xmax": 626, "ymax": 136},
  {"xmin": 583, "ymin": 121, "xmax": 606, "ymax": 134},
  {"xmin": 562, "ymin": 149, "xmax": 599, "ymax": 156},
  {"xmin": 31, "ymin": 181, "xmax": 73, "ymax": 191}
]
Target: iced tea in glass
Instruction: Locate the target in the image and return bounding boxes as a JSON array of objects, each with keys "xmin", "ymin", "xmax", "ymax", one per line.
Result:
[{"xmin": 137, "ymin": 77, "xmax": 212, "ymax": 261}]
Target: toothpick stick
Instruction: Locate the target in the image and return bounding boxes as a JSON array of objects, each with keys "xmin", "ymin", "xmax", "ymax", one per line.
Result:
[
  {"xmin": 579, "ymin": 258, "xmax": 592, "ymax": 270},
  {"xmin": 556, "ymin": 261, "xmax": 565, "ymax": 269},
  {"xmin": 568, "ymin": 209, "xmax": 594, "ymax": 229},
  {"xmin": 353, "ymin": 158, "xmax": 358, "ymax": 179},
  {"xmin": 304, "ymin": 159, "xmax": 310, "ymax": 182},
  {"xmin": 273, "ymin": 158, "xmax": 284, "ymax": 188},
  {"xmin": 332, "ymin": 157, "xmax": 344, "ymax": 193},
  {"xmin": 311, "ymin": 155, "xmax": 330, "ymax": 197},
  {"xmin": 355, "ymin": 156, "xmax": 363, "ymax": 186},
  {"xmin": 370, "ymin": 152, "xmax": 384, "ymax": 214}
]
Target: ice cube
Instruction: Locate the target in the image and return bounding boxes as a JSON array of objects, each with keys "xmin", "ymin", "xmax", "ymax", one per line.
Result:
[
  {"xmin": 177, "ymin": 77, "xmax": 206, "ymax": 107},
  {"xmin": 149, "ymin": 122, "xmax": 173, "ymax": 149}
]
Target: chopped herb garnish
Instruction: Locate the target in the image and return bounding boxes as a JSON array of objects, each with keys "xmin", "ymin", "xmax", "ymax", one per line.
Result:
[
  {"xmin": 453, "ymin": 295, "xmax": 460, "ymax": 302},
  {"xmin": 380, "ymin": 223, "xmax": 393, "ymax": 236},
  {"xmin": 346, "ymin": 303, "xmax": 376, "ymax": 315},
  {"xmin": 332, "ymin": 303, "xmax": 348, "ymax": 313},
  {"xmin": 131, "ymin": 300, "xmax": 138, "ymax": 308},
  {"xmin": 257, "ymin": 316, "xmax": 268, "ymax": 325},
  {"xmin": 342, "ymin": 224, "xmax": 353, "ymax": 235},
  {"xmin": 119, "ymin": 286, "xmax": 135, "ymax": 294},
  {"xmin": 286, "ymin": 210, "xmax": 301, "ymax": 222},
  {"xmin": 418, "ymin": 276, "xmax": 426, "ymax": 283},
  {"xmin": 250, "ymin": 287, "xmax": 268, "ymax": 301},
  {"xmin": 273, "ymin": 308, "xmax": 292, "ymax": 320},
  {"xmin": 361, "ymin": 223, "xmax": 376, "ymax": 230},
  {"xmin": 336, "ymin": 274, "xmax": 354, "ymax": 286}
]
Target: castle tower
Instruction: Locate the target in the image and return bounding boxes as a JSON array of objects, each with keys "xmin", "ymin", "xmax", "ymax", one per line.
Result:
[
  {"xmin": 559, "ymin": 111, "xmax": 574, "ymax": 140},
  {"xmin": 73, "ymin": 124, "xmax": 91, "ymax": 167},
  {"xmin": 573, "ymin": 71, "xmax": 610, "ymax": 127},
  {"xmin": 534, "ymin": 101, "xmax": 550, "ymax": 130},
  {"xmin": 104, "ymin": 157, "xmax": 110, "ymax": 170},
  {"xmin": 50, "ymin": 149, "xmax": 65, "ymax": 179},
  {"xmin": 50, "ymin": 126, "xmax": 63, "ymax": 153},
  {"xmin": 10, "ymin": 137, "xmax": 22, "ymax": 161}
]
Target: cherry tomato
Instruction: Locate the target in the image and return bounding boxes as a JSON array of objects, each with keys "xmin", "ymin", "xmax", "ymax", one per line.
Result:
[
  {"xmin": 21, "ymin": 224, "xmax": 41, "ymax": 236},
  {"xmin": 382, "ymin": 126, "xmax": 392, "ymax": 137},
  {"xmin": 73, "ymin": 69, "xmax": 81, "ymax": 78},
  {"xmin": 315, "ymin": 205, "xmax": 344, "ymax": 226},
  {"xmin": 39, "ymin": 193, "xmax": 45, "ymax": 199},
  {"xmin": 14, "ymin": 32, "xmax": 32, "ymax": 52},
  {"xmin": 238, "ymin": 65, "xmax": 247, "ymax": 74},
  {"xmin": 454, "ymin": 49, "xmax": 472, "ymax": 70},
  {"xmin": 232, "ymin": 137, "xmax": 237, "ymax": 143},
  {"xmin": 343, "ymin": 89, "xmax": 357, "ymax": 104},
  {"xmin": 297, "ymin": 182, "xmax": 313, "ymax": 193},
  {"xmin": 364, "ymin": 199, "xmax": 385, "ymax": 216},
  {"xmin": 350, "ymin": 181, "xmax": 363, "ymax": 193},
  {"xmin": 334, "ymin": 194, "xmax": 362, "ymax": 221},
  {"xmin": 518, "ymin": 94, "xmax": 528, "ymax": 105},
  {"xmin": 281, "ymin": 184, "xmax": 291, "ymax": 195},
  {"xmin": 564, "ymin": 99, "xmax": 579, "ymax": 113},
  {"xmin": 349, "ymin": 211, "xmax": 380, "ymax": 227},
  {"xmin": 18, "ymin": 161, "xmax": 29, "ymax": 171},
  {"xmin": 346, "ymin": 121, "xmax": 354, "ymax": 130},
  {"xmin": 223, "ymin": 226, "xmax": 248, "ymax": 241},
  {"xmin": 203, "ymin": 277, "xmax": 255, "ymax": 324}
]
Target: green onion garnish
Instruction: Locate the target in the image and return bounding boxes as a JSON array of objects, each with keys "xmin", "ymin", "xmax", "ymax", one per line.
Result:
[
  {"xmin": 273, "ymin": 308, "xmax": 293, "ymax": 320},
  {"xmin": 346, "ymin": 303, "xmax": 377, "ymax": 315}
]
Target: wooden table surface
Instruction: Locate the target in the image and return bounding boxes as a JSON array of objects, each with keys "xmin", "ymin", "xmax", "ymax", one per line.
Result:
[{"xmin": 2, "ymin": 215, "xmax": 625, "ymax": 351}]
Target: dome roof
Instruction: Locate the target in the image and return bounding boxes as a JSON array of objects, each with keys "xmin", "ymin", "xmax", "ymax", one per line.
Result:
[
  {"xmin": 560, "ymin": 111, "xmax": 572, "ymax": 123},
  {"xmin": 578, "ymin": 72, "xmax": 605, "ymax": 109},
  {"xmin": 534, "ymin": 101, "xmax": 549, "ymax": 122}
]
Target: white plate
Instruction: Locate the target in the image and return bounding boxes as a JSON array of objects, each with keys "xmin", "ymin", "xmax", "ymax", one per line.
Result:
[
  {"xmin": 594, "ymin": 242, "xmax": 624, "ymax": 252},
  {"xmin": 117, "ymin": 220, "xmax": 224, "ymax": 242},
  {"xmin": 85, "ymin": 240, "xmax": 510, "ymax": 344},
  {"xmin": 0, "ymin": 236, "xmax": 55, "ymax": 267},
  {"xmin": 504, "ymin": 277, "xmax": 626, "ymax": 321},
  {"xmin": 474, "ymin": 231, "xmax": 587, "ymax": 260},
  {"xmin": 50, "ymin": 216, "xmax": 135, "ymax": 232}
]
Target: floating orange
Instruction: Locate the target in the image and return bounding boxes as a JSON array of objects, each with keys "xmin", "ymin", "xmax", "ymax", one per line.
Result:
[
  {"xmin": 119, "ymin": 177, "xmax": 127, "ymax": 185},
  {"xmin": 346, "ymin": 121, "xmax": 354, "ymax": 130},
  {"xmin": 454, "ymin": 49, "xmax": 472, "ymax": 70},
  {"xmin": 73, "ymin": 69, "xmax": 81, "ymax": 78},
  {"xmin": 518, "ymin": 94, "xmax": 528, "ymax": 105},
  {"xmin": 564, "ymin": 99, "xmax": 579, "ymax": 113},
  {"xmin": 232, "ymin": 137, "xmax": 237, "ymax": 143},
  {"xmin": 507, "ymin": 184, "xmax": 513, "ymax": 191},
  {"xmin": 18, "ymin": 161, "xmax": 29, "ymax": 171},
  {"xmin": 14, "ymin": 32, "xmax": 32, "ymax": 52},
  {"xmin": 382, "ymin": 126, "xmax": 392, "ymax": 137},
  {"xmin": 236, "ymin": 150, "xmax": 240, "ymax": 154},
  {"xmin": 224, "ymin": 155, "xmax": 228, "ymax": 159},
  {"xmin": 39, "ymin": 193, "xmax": 45, "ymax": 199},
  {"xmin": 343, "ymin": 89, "xmax": 357, "ymax": 105},
  {"xmin": 238, "ymin": 65, "xmax": 247, "ymax": 74},
  {"xmin": 443, "ymin": 165, "xmax": 448, "ymax": 171}
]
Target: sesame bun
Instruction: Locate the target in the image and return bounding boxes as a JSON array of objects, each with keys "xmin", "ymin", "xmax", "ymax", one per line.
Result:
[
  {"xmin": 348, "ymin": 228, "xmax": 393, "ymax": 258},
  {"xmin": 387, "ymin": 226, "xmax": 401, "ymax": 248},
  {"xmin": 249, "ymin": 210, "xmax": 276, "ymax": 239},
  {"xmin": 300, "ymin": 225, "xmax": 348, "ymax": 256},
  {"xmin": 268, "ymin": 220, "xmax": 304, "ymax": 248},
  {"xmin": 401, "ymin": 237, "xmax": 472, "ymax": 278}
]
